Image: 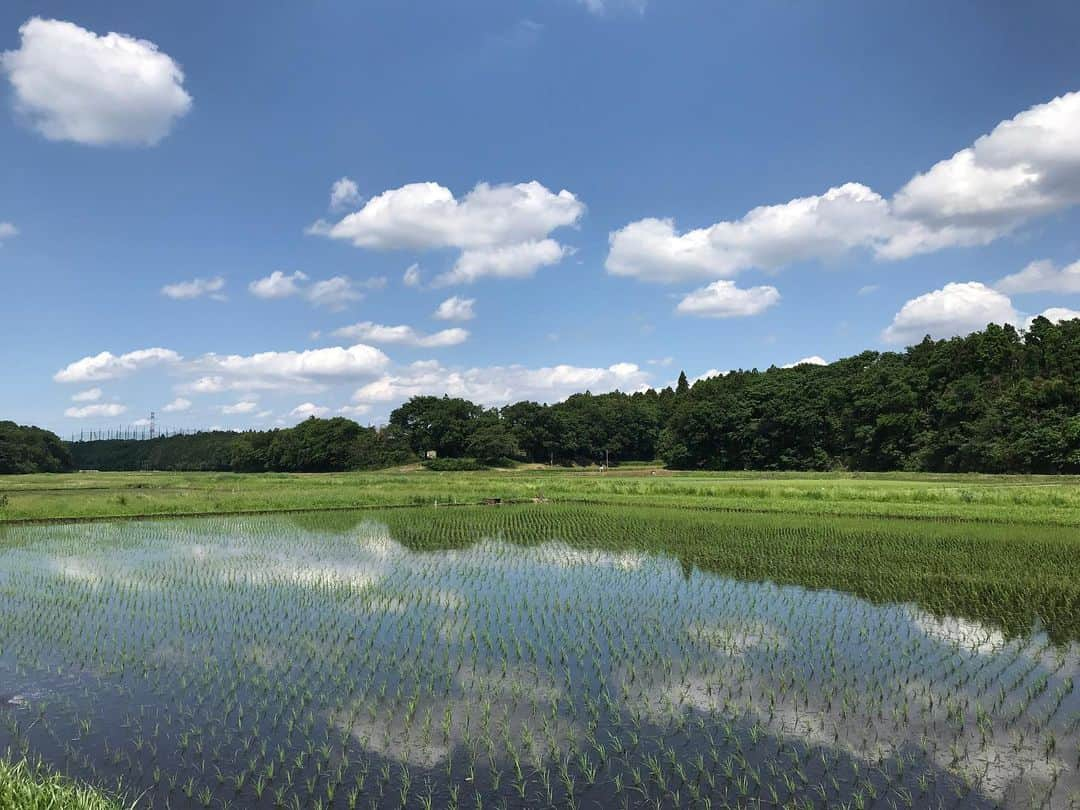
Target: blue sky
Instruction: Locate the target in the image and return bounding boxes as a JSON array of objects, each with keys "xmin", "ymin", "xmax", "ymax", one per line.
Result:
[{"xmin": 2, "ymin": 0, "xmax": 1080, "ymax": 435}]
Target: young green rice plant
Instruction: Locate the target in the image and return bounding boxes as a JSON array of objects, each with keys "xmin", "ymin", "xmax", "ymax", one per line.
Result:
[{"xmin": 0, "ymin": 506, "xmax": 1078, "ymax": 809}]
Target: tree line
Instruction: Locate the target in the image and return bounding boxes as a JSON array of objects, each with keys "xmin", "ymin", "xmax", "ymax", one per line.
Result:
[
  {"xmin": 0, "ymin": 421, "xmax": 73, "ymax": 474},
  {"xmin": 3, "ymin": 316, "xmax": 1079, "ymax": 474}
]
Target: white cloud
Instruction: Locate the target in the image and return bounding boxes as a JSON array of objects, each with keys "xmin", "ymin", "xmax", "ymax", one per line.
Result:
[
  {"xmin": 329, "ymin": 177, "xmax": 360, "ymax": 210},
  {"xmin": 249, "ymin": 270, "xmax": 309, "ymax": 299},
  {"xmin": 882, "ymin": 282, "xmax": 1021, "ymax": 344},
  {"xmin": 182, "ymin": 376, "xmax": 226, "ymax": 394},
  {"xmin": 1, "ymin": 18, "xmax": 192, "ymax": 146},
  {"xmin": 162, "ymin": 397, "xmax": 191, "ymax": 413},
  {"xmin": 54, "ymin": 347, "xmax": 181, "ymax": 383},
  {"xmin": 249, "ymin": 271, "xmax": 375, "ymax": 309},
  {"xmin": 306, "ymin": 276, "xmax": 365, "ymax": 310},
  {"xmin": 338, "ymin": 404, "xmax": 371, "ymax": 417},
  {"xmin": 352, "ymin": 360, "xmax": 649, "ymax": 408},
  {"xmin": 675, "ymin": 280, "xmax": 781, "ymax": 318},
  {"xmin": 857, "ymin": 284, "xmax": 879, "ymax": 296},
  {"xmin": 433, "ymin": 295, "xmax": 476, "ymax": 321},
  {"xmin": 1025, "ymin": 307, "xmax": 1080, "ymax": 329},
  {"xmin": 65, "ymin": 403, "xmax": 127, "ymax": 419},
  {"xmin": 403, "ymin": 263, "xmax": 422, "ymax": 287},
  {"xmin": 0, "ymin": 222, "xmax": 17, "ymax": 244},
  {"xmin": 187, "ymin": 343, "xmax": 390, "ymax": 392},
  {"xmin": 71, "ymin": 387, "xmax": 102, "ymax": 402},
  {"xmin": 331, "ymin": 322, "xmax": 469, "ymax": 348},
  {"xmin": 437, "ymin": 239, "xmax": 569, "ymax": 285},
  {"xmin": 781, "ymin": 356, "xmax": 828, "ymax": 368},
  {"xmin": 290, "ymin": 402, "xmax": 329, "ymax": 419},
  {"xmin": 691, "ymin": 369, "xmax": 727, "ymax": 383},
  {"xmin": 310, "ymin": 180, "xmax": 584, "ymax": 285},
  {"xmin": 161, "ymin": 276, "xmax": 225, "ymax": 300},
  {"xmin": 607, "ymin": 184, "xmax": 892, "ymax": 282},
  {"xmin": 222, "ymin": 400, "xmax": 258, "ymax": 415},
  {"xmin": 995, "ymin": 258, "xmax": 1080, "ymax": 294},
  {"xmin": 312, "ymin": 180, "xmax": 583, "ymax": 250},
  {"xmin": 606, "ymin": 91, "xmax": 1080, "ymax": 279},
  {"xmin": 886, "ymin": 92, "xmax": 1080, "ymax": 258}
]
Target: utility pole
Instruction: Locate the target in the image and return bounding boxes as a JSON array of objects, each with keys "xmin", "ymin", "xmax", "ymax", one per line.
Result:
[{"xmin": 149, "ymin": 411, "xmax": 156, "ymax": 440}]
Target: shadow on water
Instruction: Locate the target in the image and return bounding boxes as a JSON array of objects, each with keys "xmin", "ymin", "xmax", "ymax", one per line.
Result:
[{"xmin": 0, "ymin": 508, "xmax": 1077, "ymax": 808}]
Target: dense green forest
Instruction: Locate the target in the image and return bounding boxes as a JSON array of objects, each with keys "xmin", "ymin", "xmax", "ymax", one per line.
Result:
[
  {"xmin": 390, "ymin": 316, "xmax": 1080, "ymax": 473},
  {"xmin": 5, "ymin": 317, "xmax": 1080, "ymax": 474},
  {"xmin": 0, "ymin": 421, "xmax": 73, "ymax": 474},
  {"xmin": 69, "ymin": 417, "xmax": 414, "ymax": 473}
]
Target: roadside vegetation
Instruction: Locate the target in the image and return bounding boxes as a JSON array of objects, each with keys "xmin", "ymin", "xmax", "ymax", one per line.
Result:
[{"xmin": 0, "ymin": 756, "xmax": 123, "ymax": 809}]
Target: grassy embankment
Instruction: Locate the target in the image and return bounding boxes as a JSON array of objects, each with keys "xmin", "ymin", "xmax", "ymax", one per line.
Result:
[
  {"xmin": 0, "ymin": 757, "xmax": 124, "ymax": 809},
  {"xmin": 2, "ymin": 467, "xmax": 1080, "ymax": 525}
]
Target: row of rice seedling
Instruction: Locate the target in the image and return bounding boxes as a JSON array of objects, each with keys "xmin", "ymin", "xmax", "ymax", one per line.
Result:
[{"xmin": 0, "ymin": 506, "xmax": 1076, "ymax": 808}]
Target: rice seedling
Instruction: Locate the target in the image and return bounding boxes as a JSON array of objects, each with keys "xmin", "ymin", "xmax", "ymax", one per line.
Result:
[{"xmin": 0, "ymin": 505, "xmax": 1076, "ymax": 808}]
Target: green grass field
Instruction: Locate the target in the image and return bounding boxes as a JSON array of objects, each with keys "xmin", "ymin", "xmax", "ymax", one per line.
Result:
[{"xmin": 2, "ymin": 467, "xmax": 1080, "ymax": 525}]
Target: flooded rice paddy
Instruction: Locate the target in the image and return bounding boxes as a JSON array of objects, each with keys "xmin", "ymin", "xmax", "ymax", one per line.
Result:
[{"xmin": 1, "ymin": 507, "xmax": 1078, "ymax": 809}]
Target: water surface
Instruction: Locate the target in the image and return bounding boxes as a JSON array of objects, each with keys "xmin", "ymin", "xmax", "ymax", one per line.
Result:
[{"xmin": 1, "ymin": 511, "xmax": 1076, "ymax": 808}]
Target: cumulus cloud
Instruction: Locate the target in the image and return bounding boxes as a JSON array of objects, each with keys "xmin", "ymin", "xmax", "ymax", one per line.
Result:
[
  {"xmin": 310, "ymin": 180, "xmax": 584, "ymax": 285},
  {"xmin": 290, "ymin": 402, "xmax": 330, "ymax": 419},
  {"xmin": 221, "ymin": 400, "xmax": 258, "ymax": 414},
  {"xmin": 608, "ymin": 184, "xmax": 893, "ymax": 281},
  {"xmin": 403, "ymin": 263, "xmax": 422, "ymax": 288},
  {"xmin": 65, "ymin": 403, "xmax": 127, "ymax": 418},
  {"xmin": 306, "ymin": 276, "xmax": 365, "ymax": 310},
  {"xmin": 882, "ymin": 282, "xmax": 1021, "ymax": 344},
  {"xmin": 433, "ymin": 295, "xmax": 476, "ymax": 321},
  {"xmin": 338, "ymin": 404, "xmax": 371, "ymax": 417},
  {"xmin": 185, "ymin": 343, "xmax": 390, "ymax": 392},
  {"xmin": 71, "ymin": 387, "xmax": 102, "ymax": 402},
  {"xmin": 54, "ymin": 347, "xmax": 181, "ymax": 383},
  {"xmin": 329, "ymin": 177, "xmax": 360, "ymax": 210},
  {"xmin": 352, "ymin": 359, "xmax": 649, "ymax": 408},
  {"xmin": 1025, "ymin": 307, "xmax": 1080, "ymax": 329},
  {"xmin": 331, "ymin": 322, "xmax": 469, "ymax": 348},
  {"xmin": 248, "ymin": 270, "xmax": 309, "ymax": 299},
  {"xmin": 1, "ymin": 18, "xmax": 192, "ymax": 146},
  {"xmin": 781, "ymin": 356, "xmax": 828, "ymax": 368},
  {"xmin": 0, "ymin": 222, "xmax": 17, "ymax": 244},
  {"xmin": 607, "ymin": 91, "xmax": 1080, "ymax": 280},
  {"xmin": 437, "ymin": 239, "xmax": 569, "ymax": 286},
  {"xmin": 249, "ymin": 271, "xmax": 377, "ymax": 309},
  {"xmin": 183, "ymin": 377, "xmax": 226, "ymax": 394},
  {"xmin": 886, "ymin": 92, "xmax": 1080, "ymax": 257},
  {"xmin": 995, "ymin": 258, "xmax": 1080, "ymax": 294},
  {"xmin": 162, "ymin": 397, "xmax": 191, "ymax": 412},
  {"xmin": 161, "ymin": 276, "xmax": 226, "ymax": 300},
  {"xmin": 675, "ymin": 280, "xmax": 781, "ymax": 318},
  {"xmin": 690, "ymin": 369, "xmax": 727, "ymax": 384}
]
